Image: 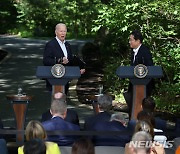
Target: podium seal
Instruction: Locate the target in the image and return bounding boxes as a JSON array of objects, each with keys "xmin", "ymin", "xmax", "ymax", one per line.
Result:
[
  {"xmin": 51, "ymin": 64, "xmax": 65, "ymax": 78},
  {"xmin": 134, "ymin": 64, "xmax": 148, "ymax": 78}
]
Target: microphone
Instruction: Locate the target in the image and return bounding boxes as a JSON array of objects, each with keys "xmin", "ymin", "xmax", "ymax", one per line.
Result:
[
  {"xmin": 135, "ymin": 57, "xmax": 138, "ymax": 65},
  {"xmin": 142, "ymin": 57, "xmax": 145, "ymax": 65},
  {"xmin": 55, "ymin": 57, "xmax": 57, "ymax": 64}
]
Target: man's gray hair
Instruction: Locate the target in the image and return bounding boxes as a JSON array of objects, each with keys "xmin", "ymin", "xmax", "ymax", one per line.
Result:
[
  {"xmin": 50, "ymin": 99, "xmax": 67, "ymax": 115},
  {"xmin": 110, "ymin": 113, "xmax": 126, "ymax": 124},
  {"xmin": 97, "ymin": 94, "xmax": 112, "ymax": 111},
  {"xmin": 55, "ymin": 23, "xmax": 67, "ymax": 31},
  {"xmin": 131, "ymin": 131, "xmax": 152, "ymax": 154},
  {"xmin": 52, "ymin": 92, "xmax": 66, "ymax": 102}
]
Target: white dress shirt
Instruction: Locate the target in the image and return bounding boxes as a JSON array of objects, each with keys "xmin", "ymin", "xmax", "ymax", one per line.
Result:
[
  {"xmin": 56, "ymin": 36, "xmax": 68, "ymax": 58},
  {"xmin": 133, "ymin": 44, "xmax": 142, "ymax": 63}
]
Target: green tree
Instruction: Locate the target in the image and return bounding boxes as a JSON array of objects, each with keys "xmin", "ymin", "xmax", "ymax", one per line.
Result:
[
  {"xmin": 0, "ymin": 0, "xmax": 18, "ymax": 33},
  {"xmin": 92, "ymin": 0, "xmax": 180, "ymax": 113},
  {"xmin": 13, "ymin": 0, "xmax": 100, "ymax": 37}
]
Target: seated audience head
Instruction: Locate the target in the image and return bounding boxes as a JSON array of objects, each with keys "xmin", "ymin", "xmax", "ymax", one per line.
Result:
[
  {"xmin": 110, "ymin": 112, "xmax": 126, "ymax": 125},
  {"xmin": 137, "ymin": 110, "xmax": 155, "ymax": 128},
  {"xmin": 142, "ymin": 97, "xmax": 155, "ymax": 113},
  {"xmin": 135, "ymin": 121, "xmax": 154, "ymax": 139},
  {"xmin": 72, "ymin": 137, "xmax": 95, "ymax": 154},
  {"xmin": 130, "ymin": 131, "xmax": 152, "ymax": 154},
  {"xmin": 97, "ymin": 94, "xmax": 112, "ymax": 112},
  {"xmin": 23, "ymin": 139, "xmax": 46, "ymax": 154},
  {"xmin": 25, "ymin": 120, "xmax": 47, "ymax": 141},
  {"xmin": 52, "ymin": 92, "xmax": 66, "ymax": 102},
  {"xmin": 50, "ymin": 99, "xmax": 67, "ymax": 119}
]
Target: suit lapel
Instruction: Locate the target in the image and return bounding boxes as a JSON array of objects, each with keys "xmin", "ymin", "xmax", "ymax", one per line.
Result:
[{"xmin": 65, "ymin": 42, "xmax": 71, "ymax": 59}]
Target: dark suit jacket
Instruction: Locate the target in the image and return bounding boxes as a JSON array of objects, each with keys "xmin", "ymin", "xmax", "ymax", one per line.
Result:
[
  {"xmin": 84, "ymin": 111, "xmax": 111, "ymax": 130},
  {"xmin": 43, "ymin": 38, "xmax": 73, "ymax": 92},
  {"xmin": 42, "ymin": 116, "xmax": 80, "ymax": 146},
  {"xmin": 92, "ymin": 121, "xmax": 130, "ymax": 146},
  {"xmin": 130, "ymin": 44, "xmax": 153, "ymax": 66},
  {"xmin": 43, "ymin": 38, "xmax": 73, "ymax": 66},
  {"xmin": 41, "ymin": 109, "xmax": 79, "ymax": 126},
  {"xmin": 42, "ymin": 38, "xmax": 85, "ymax": 92}
]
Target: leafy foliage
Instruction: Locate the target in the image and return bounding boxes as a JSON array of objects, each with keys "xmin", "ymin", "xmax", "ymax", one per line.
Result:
[
  {"xmin": 0, "ymin": 0, "xmax": 18, "ymax": 33},
  {"xmin": 13, "ymin": 0, "xmax": 100, "ymax": 37},
  {"xmin": 92, "ymin": 0, "xmax": 180, "ymax": 113}
]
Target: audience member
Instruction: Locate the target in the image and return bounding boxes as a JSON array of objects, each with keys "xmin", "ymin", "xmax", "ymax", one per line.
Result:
[
  {"xmin": 23, "ymin": 139, "xmax": 46, "ymax": 154},
  {"xmin": 72, "ymin": 137, "xmax": 95, "ymax": 154},
  {"xmin": 134, "ymin": 121, "xmax": 154, "ymax": 140},
  {"xmin": 0, "ymin": 139, "xmax": 8, "ymax": 154},
  {"xmin": 134, "ymin": 121, "xmax": 165, "ymax": 154},
  {"xmin": 18, "ymin": 120, "xmax": 60, "ymax": 154},
  {"xmin": 92, "ymin": 112, "xmax": 130, "ymax": 146},
  {"xmin": 142, "ymin": 97, "xmax": 155, "ymax": 113},
  {"xmin": 127, "ymin": 110, "xmax": 154, "ymax": 132},
  {"xmin": 84, "ymin": 94, "xmax": 112, "ymax": 130},
  {"xmin": 41, "ymin": 92, "xmax": 79, "ymax": 125},
  {"xmin": 142, "ymin": 97, "xmax": 167, "ymax": 131},
  {"xmin": 137, "ymin": 110, "xmax": 155, "ymax": 128},
  {"xmin": 125, "ymin": 131, "xmax": 152, "ymax": 154},
  {"xmin": 42, "ymin": 99, "xmax": 80, "ymax": 146},
  {"xmin": 139, "ymin": 111, "xmax": 167, "ymax": 145},
  {"xmin": 128, "ymin": 110, "xmax": 167, "ymax": 145}
]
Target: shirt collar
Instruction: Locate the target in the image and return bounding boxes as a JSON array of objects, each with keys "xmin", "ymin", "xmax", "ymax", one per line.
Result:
[
  {"xmin": 133, "ymin": 44, "xmax": 142, "ymax": 53},
  {"xmin": 55, "ymin": 36, "xmax": 66, "ymax": 44}
]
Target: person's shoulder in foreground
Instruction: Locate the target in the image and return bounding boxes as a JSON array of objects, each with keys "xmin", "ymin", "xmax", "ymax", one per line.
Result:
[
  {"xmin": 0, "ymin": 139, "xmax": 8, "ymax": 154},
  {"xmin": 84, "ymin": 94, "xmax": 112, "ymax": 130}
]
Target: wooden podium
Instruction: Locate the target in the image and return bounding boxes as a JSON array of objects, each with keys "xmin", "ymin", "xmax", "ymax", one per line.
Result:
[
  {"xmin": 6, "ymin": 95, "xmax": 32, "ymax": 144},
  {"xmin": 116, "ymin": 66, "xmax": 163, "ymax": 120},
  {"xmin": 36, "ymin": 66, "xmax": 81, "ymax": 95}
]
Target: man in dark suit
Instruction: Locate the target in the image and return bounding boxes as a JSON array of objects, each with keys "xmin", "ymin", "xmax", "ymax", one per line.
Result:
[
  {"xmin": 42, "ymin": 99, "xmax": 80, "ymax": 146},
  {"xmin": 41, "ymin": 108, "xmax": 79, "ymax": 125},
  {"xmin": 92, "ymin": 113, "xmax": 130, "ymax": 146},
  {"xmin": 84, "ymin": 94, "xmax": 112, "ymax": 130},
  {"xmin": 129, "ymin": 30, "xmax": 153, "ymax": 66},
  {"xmin": 124, "ymin": 30, "xmax": 154, "ymax": 118},
  {"xmin": 41, "ymin": 92, "xmax": 79, "ymax": 126},
  {"xmin": 43, "ymin": 23, "xmax": 85, "ymax": 93}
]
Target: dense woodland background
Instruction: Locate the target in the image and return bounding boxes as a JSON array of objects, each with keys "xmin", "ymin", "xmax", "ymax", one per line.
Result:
[{"xmin": 0, "ymin": 0, "xmax": 179, "ymax": 115}]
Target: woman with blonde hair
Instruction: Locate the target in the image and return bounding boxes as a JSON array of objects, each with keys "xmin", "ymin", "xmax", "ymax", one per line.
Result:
[{"xmin": 18, "ymin": 120, "xmax": 61, "ymax": 154}]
